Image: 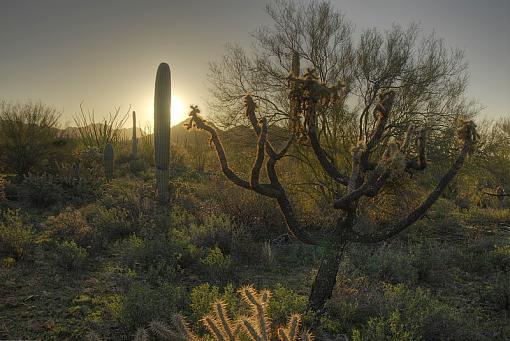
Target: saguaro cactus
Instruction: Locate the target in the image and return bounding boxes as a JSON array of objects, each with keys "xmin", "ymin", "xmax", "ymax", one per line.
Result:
[
  {"xmin": 131, "ymin": 111, "xmax": 138, "ymax": 160},
  {"xmin": 154, "ymin": 63, "xmax": 171, "ymax": 202},
  {"xmin": 103, "ymin": 143, "xmax": 114, "ymax": 181}
]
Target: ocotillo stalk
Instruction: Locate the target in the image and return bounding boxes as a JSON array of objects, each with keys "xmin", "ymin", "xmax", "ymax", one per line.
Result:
[
  {"xmin": 103, "ymin": 143, "xmax": 114, "ymax": 181},
  {"xmin": 154, "ymin": 63, "xmax": 171, "ymax": 202},
  {"xmin": 131, "ymin": 111, "xmax": 138, "ymax": 160}
]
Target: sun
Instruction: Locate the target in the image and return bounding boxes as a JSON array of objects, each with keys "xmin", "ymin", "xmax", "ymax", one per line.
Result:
[{"xmin": 145, "ymin": 95, "xmax": 188, "ymax": 127}]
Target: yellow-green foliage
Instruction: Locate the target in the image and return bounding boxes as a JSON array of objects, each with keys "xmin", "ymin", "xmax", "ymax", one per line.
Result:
[
  {"xmin": 44, "ymin": 208, "xmax": 92, "ymax": 246},
  {"xmin": 128, "ymin": 285, "xmax": 313, "ymax": 341},
  {"xmin": 0, "ymin": 209, "xmax": 34, "ymax": 259}
]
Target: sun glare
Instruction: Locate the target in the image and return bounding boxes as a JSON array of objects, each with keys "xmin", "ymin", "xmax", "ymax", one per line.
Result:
[{"xmin": 145, "ymin": 95, "xmax": 188, "ymax": 128}]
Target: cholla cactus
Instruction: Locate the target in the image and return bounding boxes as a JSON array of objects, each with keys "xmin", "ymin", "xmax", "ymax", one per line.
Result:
[
  {"xmin": 135, "ymin": 286, "xmax": 312, "ymax": 341},
  {"xmin": 154, "ymin": 62, "xmax": 171, "ymax": 203},
  {"xmin": 202, "ymin": 300, "xmax": 241, "ymax": 341},
  {"xmin": 187, "ymin": 51, "xmax": 478, "ymax": 313},
  {"xmin": 103, "ymin": 143, "xmax": 114, "ymax": 181}
]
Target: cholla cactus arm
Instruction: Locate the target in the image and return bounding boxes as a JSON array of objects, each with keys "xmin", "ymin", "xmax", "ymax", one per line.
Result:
[
  {"xmin": 210, "ymin": 300, "xmax": 238, "ymax": 341},
  {"xmin": 239, "ymin": 286, "xmax": 271, "ymax": 341},
  {"xmin": 277, "ymin": 314, "xmax": 301, "ymax": 341},
  {"xmin": 301, "ymin": 330, "xmax": 315, "ymax": 341},
  {"xmin": 172, "ymin": 314, "xmax": 200, "ymax": 341},
  {"xmin": 187, "ymin": 104, "xmax": 317, "ymax": 245},
  {"xmin": 202, "ymin": 315, "xmax": 228, "ymax": 341},
  {"xmin": 250, "ymin": 117, "xmax": 268, "ymax": 192},
  {"xmin": 288, "ymin": 64, "xmax": 349, "ymax": 186},
  {"xmin": 352, "ymin": 120, "xmax": 478, "ymax": 243},
  {"xmin": 240, "ymin": 317, "xmax": 262, "ymax": 341},
  {"xmin": 149, "ymin": 316, "xmax": 199, "ymax": 341}
]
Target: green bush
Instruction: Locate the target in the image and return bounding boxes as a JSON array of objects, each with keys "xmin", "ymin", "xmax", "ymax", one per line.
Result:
[
  {"xmin": 113, "ymin": 234, "xmax": 182, "ymax": 283},
  {"xmin": 410, "ymin": 240, "xmax": 461, "ymax": 284},
  {"xmin": 119, "ymin": 281, "xmax": 185, "ymax": 331},
  {"xmin": 194, "ymin": 179, "xmax": 286, "ymax": 239},
  {"xmin": 199, "ymin": 246, "xmax": 233, "ymax": 283},
  {"xmin": 86, "ymin": 205, "xmax": 134, "ymax": 246},
  {"xmin": 190, "ymin": 283, "xmax": 221, "ymax": 321},
  {"xmin": 55, "ymin": 160, "xmax": 102, "ymax": 202},
  {"xmin": 44, "ymin": 208, "xmax": 93, "ymax": 246},
  {"xmin": 190, "ymin": 214, "xmax": 236, "ymax": 253},
  {"xmin": 0, "ymin": 209, "xmax": 34, "ymax": 259},
  {"xmin": 189, "ymin": 283, "xmax": 243, "ymax": 323},
  {"xmin": 52, "ymin": 240, "xmax": 88, "ymax": 271},
  {"xmin": 343, "ymin": 245, "xmax": 418, "ymax": 285},
  {"xmin": 351, "ymin": 284, "xmax": 485, "ymax": 341},
  {"xmin": 18, "ymin": 173, "xmax": 64, "ymax": 207},
  {"xmin": 267, "ymin": 284, "xmax": 308, "ymax": 326}
]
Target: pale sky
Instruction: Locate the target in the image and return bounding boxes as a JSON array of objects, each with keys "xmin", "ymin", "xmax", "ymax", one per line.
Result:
[{"xmin": 0, "ymin": 0, "xmax": 508, "ymax": 127}]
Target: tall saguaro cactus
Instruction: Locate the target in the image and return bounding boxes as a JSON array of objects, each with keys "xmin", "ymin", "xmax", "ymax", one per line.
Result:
[
  {"xmin": 154, "ymin": 63, "xmax": 171, "ymax": 203},
  {"xmin": 131, "ymin": 111, "xmax": 138, "ymax": 160},
  {"xmin": 103, "ymin": 143, "xmax": 114, "ymax": 181}
]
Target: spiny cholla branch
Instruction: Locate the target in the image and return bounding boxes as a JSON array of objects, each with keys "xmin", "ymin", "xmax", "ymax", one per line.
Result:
[
  {"xmin": 349, "ymin": 120, "xmax": 478, "ymax": 243},
  {"xmin": 186, "ymin": 104, "xmax": 315, "ymax": 244},
  {"xmin": 188, "ymin": 53, "xmax": 477, "ymax": 248}
]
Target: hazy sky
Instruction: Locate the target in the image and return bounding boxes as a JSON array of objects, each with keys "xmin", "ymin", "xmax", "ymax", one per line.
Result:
[{"xmin": 0, "ymin": 0, "xmax": 508, "ymax": 127}]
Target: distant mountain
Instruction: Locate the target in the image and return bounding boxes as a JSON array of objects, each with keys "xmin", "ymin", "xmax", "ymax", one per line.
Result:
[{"xmin": 62, "ymin": 118, "xmax": 292, "ymax": 150}]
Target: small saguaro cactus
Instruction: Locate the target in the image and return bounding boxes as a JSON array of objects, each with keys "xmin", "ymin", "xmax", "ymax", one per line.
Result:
[
  {"xmin": 154, "ymin": 62, "xmax": 171, "ymax": 203},
  {"xmin": 103, "ymin": 143, "xmax": 114, "ymax": 181},
  {"xmin": 131, "ymin": 110, "xmax": 138, "ymax": 160}
]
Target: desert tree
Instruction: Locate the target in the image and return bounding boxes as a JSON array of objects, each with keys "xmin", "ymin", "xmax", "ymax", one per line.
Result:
[
  {"xmin": 208, "ymin": 0, "xmax": 474, "ymax": 202},
  {"xmin": 192, "ymin": 31, "xmax": 480, "ymax": 314}
]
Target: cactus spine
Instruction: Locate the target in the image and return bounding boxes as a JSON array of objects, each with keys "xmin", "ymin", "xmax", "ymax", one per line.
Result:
[
  {"xmin": 154, "ymin": 63, "xmax": 171, "ymax": 202},
  {"xmin": 131, "ymin": 111, "xmax": 138, "ymax": 159},
  {"xmin": 103, "ymin": 143, "xmax": 114, "ymax": 181}
]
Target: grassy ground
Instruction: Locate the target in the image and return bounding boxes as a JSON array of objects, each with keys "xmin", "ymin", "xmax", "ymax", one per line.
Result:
[{"xmin": 1, "ymin": 175, "xmax": 509, "ymax": 340}]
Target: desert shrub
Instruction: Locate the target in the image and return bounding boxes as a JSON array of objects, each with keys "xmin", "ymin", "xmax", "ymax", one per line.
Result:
[
  {"xmin": 194, "ymin": 179, "xmax": 286, "ymax": 239},
  {"xmin": 0, "ymin": 209, "xmax": 34, "ymax": 259},
  {"xmin": 351, "ymin": 284, "xmax": 485, "ymax": 341},
  {"xmin": 18, "ymin": 173, "xmax": 64, "ymax": 207},
  {"xmin": 342, "ymin": 244, "xmax": 418, "ymax": 285},
  {"xmin": 98, "ymin": 180, "xmax": 155, "ymax": 221},
  {"xmin": 325, "ymin": 276, "xmax": 382, "ymax": 334},
  {"xmin": 119, "ymin": 281, "xmax": 186, "ymax": 331},
  {"xmin": 44, "ymin": 208, "xmax": 93, "ymax": 246},
  {"xmin": 199, "ymin": 246, "xmax": 233, "ymax": 283},
  {"xmin": 0, "ymin": 101, "xmax": 63, "ymax": 176},
  {"xmin": 267, "ymin": 284, "xmax": 308, "ymax": 326},
  {"xmin": 408, "ymin": 198, "xmax": 465, "ymax": 240},
  {"xmin": 410, "ymin": 240, "xmax": 462, "ymax": 284},
  {"xmin": 190, "ymin": 283, "xmax": 221, "ymax": 321},
  {"xmin": 190, "ymin": 214, "xmax": 236, "ymax": 253},
  {"xmin": 52, "ymin": 240, "xmax": 88, "ymax": 271},
  {"xmin": 86, "ymin": 205, "xmax": 134, "ymax": 246},
  {"xmin": 54, "ymin": 160, "xmax": 102, "ymax": 202},
  {"xmin": 480, "ymin": 271, "xmax": 510, "ymax": 314},
  {"xmin": 185, "ymin": 212, "xmax": 255, "ymax": 264},
  {"xmin": 113, "ymin": 234, "xmax": 182, "ymax": 283},
  {"xmin": 462, "ymin": 207, "xmax": 510, "ymax": 226}
]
